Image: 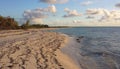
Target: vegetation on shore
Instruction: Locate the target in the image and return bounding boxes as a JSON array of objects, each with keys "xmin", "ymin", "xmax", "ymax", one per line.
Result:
[
  {"xmin": 21, "ymin": 20, "xmax": 49, "ymax": 30},
  {"xmin": 0, "ymin": 15, "xmax": 49, "ymax": 30},
  {"xmin": 50, "ymin": 26, "xmax": 71, "ymax": 28},
  {"xmin": 0, "ymin": 16, "xmax": 20, "ymax": 30}
]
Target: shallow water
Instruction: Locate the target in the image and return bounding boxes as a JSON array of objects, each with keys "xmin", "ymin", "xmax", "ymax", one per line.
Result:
[{"xmin": 53, "ymin": 27, "xmax": 120, "ymax": 69}]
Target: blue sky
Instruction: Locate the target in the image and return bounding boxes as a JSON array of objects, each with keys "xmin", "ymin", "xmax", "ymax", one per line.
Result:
[{"xmin": 0, "ymin": 0, "xmax": 120, "ymax": 26}]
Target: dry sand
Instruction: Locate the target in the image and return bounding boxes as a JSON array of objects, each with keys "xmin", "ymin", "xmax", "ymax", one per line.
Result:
[{"xmin": 0, "ymin": 29, "xmax": 79, "ymax": 69}]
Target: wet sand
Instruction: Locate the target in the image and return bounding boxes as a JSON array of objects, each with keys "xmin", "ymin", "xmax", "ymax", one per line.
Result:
[{"xmin": 0, "ymin": 29, "xmax": 79, "ymax": 69}]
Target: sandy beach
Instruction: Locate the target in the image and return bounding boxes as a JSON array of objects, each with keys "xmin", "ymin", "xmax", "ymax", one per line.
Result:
[{"xmin": 0, "ymin": 29, "xmax": 79, "ymax": 69}]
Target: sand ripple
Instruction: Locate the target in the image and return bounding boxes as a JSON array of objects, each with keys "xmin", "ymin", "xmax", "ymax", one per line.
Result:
[{"xmin": 0, "ymin": 29, "xmax": 66, "ymax": 69}]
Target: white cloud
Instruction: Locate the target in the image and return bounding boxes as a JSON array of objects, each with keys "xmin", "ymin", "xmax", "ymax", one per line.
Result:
[
  {"xmin": 86, "ymin": 8, "xmax": 105, "ymax": 15},
  {"xmin": 64, "ymin": 8, "xmax": 70, "ymax": 13},
  {"xmin": 23, "ymin": 5, "xmax": 56, "ymax": 24},
  {"xmin": 115, "ymin": 3, "xmax": 120, "ymax": 8},
  {"xmin": 31, "ymin": 18, "xmax": 43, "ymax": 24},
  {"xmin": 40, "ymin": 0, "xmax": 68, "ymax": 4},
  {"xmin": 23, "ymin": 10, "xmax": 47, "ymax": 18},
  {"xmin": 73, "ymin": 20, "xmax": 82, "ymax": 23},
  {"xmin": 63, "ymin": 8, "xmax": 82, "ymax": 17},
  {"xmin": 57, "ymin": 0, "xmax": 68, "ymax": 4},
  {"xmin": 81, "ymin": 1, "xmax": 93, "ymax": 6},
  {"xmin": 86, "ymin": 8, "xmax": 120, "ymax": 21},
  {"xmin": 86, "ymin": 16, "xmax": 94, "ymax": 19},
  {"xmin": 48, "ymin": 5, "xmax": 57, "ymax": 13}
]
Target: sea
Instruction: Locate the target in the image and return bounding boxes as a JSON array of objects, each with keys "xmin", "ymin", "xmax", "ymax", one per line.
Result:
[{"xmin": 53, "ymin": 27, "xmax": 120, "ymax": 69}]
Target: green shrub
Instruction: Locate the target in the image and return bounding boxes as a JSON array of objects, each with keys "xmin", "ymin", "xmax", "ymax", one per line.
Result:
[
  {"xmin": 29, "ymin": 24, "xmax": 49, "ymax": 28},
  {"xmin": 0, "ymin": 16, "xmax": 19, "ymax": 30}
]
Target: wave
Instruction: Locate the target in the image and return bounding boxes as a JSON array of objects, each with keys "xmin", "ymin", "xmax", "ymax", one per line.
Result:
[{"xmin": 61, "ymin": 35, "xmax": 120, "ymax": 69}]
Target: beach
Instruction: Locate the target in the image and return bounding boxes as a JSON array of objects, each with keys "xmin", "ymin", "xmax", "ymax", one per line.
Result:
[
  {"xmin": 1, "ymin": 28, "xmax": 120, "ymax": 69},
  {"xmin": 0, "ymin": 29, "xmax": 79, "ymax": 69}
]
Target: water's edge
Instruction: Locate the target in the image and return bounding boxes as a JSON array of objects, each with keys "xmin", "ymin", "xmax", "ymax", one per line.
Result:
[{"xmin": 54, "ymin": 28, "xmax": 120, "ymax": 69}]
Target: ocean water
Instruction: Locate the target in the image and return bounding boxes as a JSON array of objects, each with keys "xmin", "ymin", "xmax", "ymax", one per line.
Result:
[{"xmin": 53, "ymin": 27, "xmax": 120, "ymax": 69}]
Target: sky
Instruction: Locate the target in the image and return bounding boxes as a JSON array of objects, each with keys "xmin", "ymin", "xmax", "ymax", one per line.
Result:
[{"xmin": 0, "ymin": 0, "xmax": 120, "ymax": 26}]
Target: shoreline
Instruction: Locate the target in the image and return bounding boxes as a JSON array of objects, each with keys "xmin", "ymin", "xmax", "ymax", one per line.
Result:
[
  {"xmin": 55, "ymin": 35, "xmax": 80, "ymax": 69},
  {"xmin": 0, "ymin": 29, "xmax": 80, "ymax": 69}
]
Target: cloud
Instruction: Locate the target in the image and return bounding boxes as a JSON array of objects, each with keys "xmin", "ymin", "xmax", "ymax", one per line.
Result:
[
  {"xmin": 73, "ymin": 20, "xmax": 82, "ymax": 23},
  {"xmin": 86, "ymin": 16, "xmax": 94, "ymax": 19},
  {"xmin": 23, "ymin": 10, "xmax": 47, "ymax": 18},
  {"xmin": 40, "ymin": 0, "xmax": 68, "ymax": 4},
  {"xmin": 86, "ymin": 8, "xmax": 105, "ymax": 15},
  {"xmin": 23, "ymin": 5, "xmax": 56, "ymax": 24},
  {"xmin": 31, "ymin": 18, "xmax": 43, "ymax": 24},
  {"xmin": 86, "ymin": 8, "xmax": 120, "ymax": 21},
  {"xmin": 115, "ymin": 3, "xmax": 120, "ymax": 8},
  {"xmin": 81, "ymin": 1, "xmax": 93, "ymax": 6},
  {"xmin": 48, "ymin": 5, "xmax": 57, "ymax": 13},
  {"xmin": 63, "ymin": 8, "xmax": 82, "ymax": 17},
  {"xmin": 64, "ymin": 8, "xmax": 70, "ymax": 13},
  {"xmin": 98, "ymin": 10, "xmax": 120, "ymax": 21},
  {"xmin": 23, "ymin": 10, "xmax": 47, "ymax": 24},
  {"xmin": 103, "ymin": 10, "xmax": 120, "ymax": 20}
]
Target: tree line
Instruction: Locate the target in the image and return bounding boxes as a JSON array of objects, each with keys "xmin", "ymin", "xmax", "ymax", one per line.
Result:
[{"xmin": 0, "ymin": 15, "xmax": 49, "ymax": 30}]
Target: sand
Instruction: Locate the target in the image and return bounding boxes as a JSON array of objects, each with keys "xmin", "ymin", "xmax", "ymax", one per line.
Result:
[
  {"xmin": 0, "ymin": 29, "xmax": 79, "ymax": 69},
  {"xmin": 55, "ymin": 36, "xmax": 80, "ymax": 69}
]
